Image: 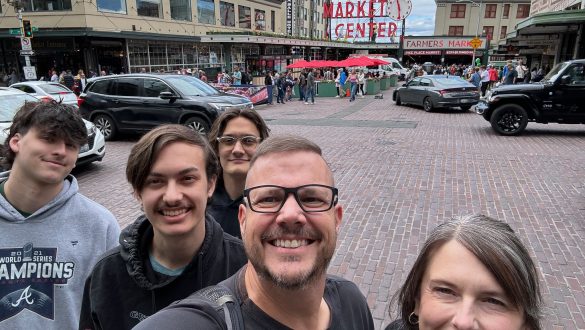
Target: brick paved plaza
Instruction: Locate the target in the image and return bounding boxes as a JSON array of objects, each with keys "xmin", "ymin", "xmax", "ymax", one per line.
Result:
[{"xmin": 74, "ymin": 87, "xmax": 585, "ymax": 329}]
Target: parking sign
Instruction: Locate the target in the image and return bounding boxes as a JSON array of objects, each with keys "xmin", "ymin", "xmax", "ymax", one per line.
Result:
[{"xmin": 23, "ymin": 66, "xmax": 37, "ymax": 80}]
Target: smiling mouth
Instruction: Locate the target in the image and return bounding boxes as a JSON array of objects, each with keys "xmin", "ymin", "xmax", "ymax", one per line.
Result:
[
  {"xmin": 159, "ymin": 208, "xmax": 189, "ymax": 217},
  {"xmin": 269, "ymin": 239, "xmax": 313, "ymax": 248}
]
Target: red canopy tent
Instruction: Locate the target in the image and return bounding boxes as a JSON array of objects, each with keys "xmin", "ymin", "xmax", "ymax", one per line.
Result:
[
  {"xmin": 336, "ymin": 57, "xmax": 377, "ymax": 67},
  {"xmin": 286, "ymin": 60, "xmax": 310, "ymax": 69}
]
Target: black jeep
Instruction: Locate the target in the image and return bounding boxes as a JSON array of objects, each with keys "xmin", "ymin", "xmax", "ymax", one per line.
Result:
[{"xmin": 476, "ymin": 59, "xmax": 585, "ymax": 135}]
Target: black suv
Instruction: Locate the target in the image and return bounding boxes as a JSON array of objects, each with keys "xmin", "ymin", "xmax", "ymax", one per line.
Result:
[
  {"xmin": 79, "ymin": 74, "xmax": 253, "ymax": 140},
  {"xmin": 476, "ymin": 59, "xmax": 585, "ymax": 135}
]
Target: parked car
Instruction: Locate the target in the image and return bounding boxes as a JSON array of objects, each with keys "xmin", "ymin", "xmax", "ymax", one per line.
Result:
[
  {"xmin": 0, "ymin": 87, "xmax": 105, "ymax": 167},
  {"xmin": 476, "ymin": 59, "xmax": 585, "ymax": 135},
  {"xmin": 78, "ymin": 74, "xmax": 253, "ymax": 140},
  {"xmin": 393, "ymin": 75, "xmax": 480, "ymax": 112},
  {"xmin": 10, "ymin": 81, "xmax": 78, "ymax": 108}
]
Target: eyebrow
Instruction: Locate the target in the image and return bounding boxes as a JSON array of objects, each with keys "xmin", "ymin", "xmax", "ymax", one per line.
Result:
[
  {"xmin": 428, "ymin": 279, "xmax": 507, "ymax": 297},
  {"xmin": 148, "ymin": 167, "xmax": 201, "ymax": 177}
]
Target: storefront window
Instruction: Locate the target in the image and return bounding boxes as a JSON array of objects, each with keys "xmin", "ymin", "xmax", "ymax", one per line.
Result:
[
  {"xmin": 22, "ymin": 0, "xmax": 72, "ymax": 11},
  {"xmin": 450, "ymin": 4, "xmax": 465, "ymax": 18},
  {"xmin": 220, "ymin": 2, "xmax": 235, "ymax": 27},
  {"xmin": 97, "ymin": 0, "xmax": 127, "ymax": 13},
  {"xmin": 255, "ymin": 9, "xmax": 266, "ymax": 31},
  {"xmin": 171, "ymin": 0, "xmax": 191, "ymax": 21},
  {"xmin": 239, "ymin": 5, "xmax": 251, "ymax": 28},
  {"xmin": 137, "ymin": 0, "xmax": 161, "ymax": 18},
  {"xmin": 198, "ymin": 0, "xmax": 215, "ymax": 24}
]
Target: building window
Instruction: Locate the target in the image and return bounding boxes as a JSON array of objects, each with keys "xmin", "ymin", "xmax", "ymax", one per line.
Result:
[
  {"xmin": 238, "ymin": 5, "xmax": 251, "ymax": 28},
  {"xmin": 483, "ymin": 26, "xmax": 494, "ymax": 40},
  {"xmin": 219, "ymin": 1, "xmax": 235, "ymax": 27},
  {"xmin": 97, "ymin": 0, "xmax": 126, "ymax": 13},
  {"xmin": 500, "ymin": 25, "xmax": 507, "ymax": 39},
  {"xmin": 517, "ymin": 4, "xmax": 530, "ymax": 18},
  {"xmin": 255, "ymin": 9, "xmax": 266, "ymax": 30},
  {"xmin": 271, "ymin": 10, "xmax": 275, "ymax": 32},
  {"xmin": 450, "ymin": 4, "xmax": 466, "ymax": 18},
  {"xmin": 448, "ymin": 26, "xmax": 464, "ymax": 36},
  {"xmin": 502, "ymin": 4, "xmax": 510, "ymax": 18},
  {"xmin": 170, "ymin": 0, "xmax": 191, "ymax": 21},
  {"xmin": 21, "ymin": 0, "xmax": 72, "ymax": 11},
  {"xmin": 484, "ymin": 4, "xmax": 496, "ymax": 18},
  {"xmin": 197, "ymin": 0, "xmax": 215, "ymax": 24},
  {"xmin": 137, "ymin": 0, "xmax": 161, "ymax": 17}
]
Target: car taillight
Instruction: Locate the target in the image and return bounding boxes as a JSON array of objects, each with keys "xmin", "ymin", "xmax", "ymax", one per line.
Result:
[
  {"xmin": 439, "ymin": 90, "xmax": 448, "ymax": 96},
  {"xmin": 39, "ymin": 96, "xmax": 53, "ymax": 102},
  {"xmin": 78, "ymin": 96, "xmax": 85, "ymax": 107}
]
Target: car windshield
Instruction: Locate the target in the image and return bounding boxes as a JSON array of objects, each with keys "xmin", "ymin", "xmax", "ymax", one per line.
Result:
[
  {"xmin": 38, "ymin": 83, "xmax": 73, "ymax": 94},
  {"xmin": 0, "ymin": 94, "xmax": 38, "ymax": 122},
  {"xmin": 543, "ymin": 62, "xmax": 570, "ymax": 83},
  {"xmin": 164, "ymin": 76, "xmax": 219, "ymax": 96},
  {"xmin": 433, "ymin": 76, "xmax": 467, "ymax": 86}
]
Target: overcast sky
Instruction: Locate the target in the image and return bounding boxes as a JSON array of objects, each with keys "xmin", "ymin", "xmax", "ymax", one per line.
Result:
[{"xmin": 403, "ymin": 0, "xmax": 437, "ymax": 36}]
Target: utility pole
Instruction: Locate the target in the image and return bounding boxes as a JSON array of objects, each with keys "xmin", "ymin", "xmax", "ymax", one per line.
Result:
[{"xmin": 11, "ymin": 1, "xmax": 36, "ymax": 80}]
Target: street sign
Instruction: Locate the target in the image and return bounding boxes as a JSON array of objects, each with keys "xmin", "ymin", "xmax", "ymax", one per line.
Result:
[
  {"xmin": 469, "ymin": 37, "xmax": 482, "ymax": 49},
  {"xmin": 9, "ymin": 28, "xmax": 21, "ymax": 36},
  {"xmin": 20, "ymin": 37, "xmax": 32, "ymax": 51},
  {"xmin": 20, "ymin": 50, "xmax": 34, "ymax": 56},
  {"xmin": 23, "ymin": 66, "xmax": 37, "ymax": 80}
]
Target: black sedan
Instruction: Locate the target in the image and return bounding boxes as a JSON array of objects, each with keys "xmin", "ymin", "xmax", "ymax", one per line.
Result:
[{"xmin": 393, "ymin": 75, "xmax": 480, "ymax": 112}]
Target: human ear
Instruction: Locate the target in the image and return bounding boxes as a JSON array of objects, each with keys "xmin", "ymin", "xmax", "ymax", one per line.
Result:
[{"xmin": 9, "ymin": 133, "xmax": 22, "ymax": 153}]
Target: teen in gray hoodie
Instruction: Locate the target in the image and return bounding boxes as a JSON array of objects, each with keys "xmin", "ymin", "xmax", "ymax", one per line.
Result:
[{"xmin": 0, "ymin": 102, "xmax": 119, "ymax": 329}]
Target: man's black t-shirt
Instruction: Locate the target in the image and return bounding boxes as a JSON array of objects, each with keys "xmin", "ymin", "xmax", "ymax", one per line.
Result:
[
  {"xmin": 208, "ymin": 177, "xmax": 243, "ymax": 239},
  {"xmin": 134, "ymin": 267, "xmax": 375, "ymax": 329}
]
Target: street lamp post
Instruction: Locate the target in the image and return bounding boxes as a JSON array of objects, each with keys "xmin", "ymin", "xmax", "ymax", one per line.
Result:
[{"xmin": 457, "ymin": 0, "xmax": 483, "ymax": 67}]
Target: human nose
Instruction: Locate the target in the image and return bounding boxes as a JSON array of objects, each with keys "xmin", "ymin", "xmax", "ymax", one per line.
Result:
[
  {"xmin": 51, "ymin": 141, "xmax": 67, "ymax": 156},
  {"xmin": 163, "ymin": 181, "xmax": 182, "ymax": 205},
  {"xmin": 451, "ymin": 302, "xmax": 478, "ymax": 330},
  {"xmin": 275, "ymin": 193, "xmax": 306, "ymax": 225},
  {"xmin": 231, "ymin": 139, "xmax": 245, "ymax": 155}
]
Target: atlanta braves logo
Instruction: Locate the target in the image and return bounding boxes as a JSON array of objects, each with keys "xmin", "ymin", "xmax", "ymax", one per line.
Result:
[{"xmin": 0, "ymin": 243, "xmax": 75, "ymax": 322}]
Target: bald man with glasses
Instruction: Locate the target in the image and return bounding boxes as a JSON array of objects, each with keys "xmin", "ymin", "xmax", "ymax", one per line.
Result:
[{"xmin": 136, "ymin": 135, "xmax": 374, "ymax": 330}]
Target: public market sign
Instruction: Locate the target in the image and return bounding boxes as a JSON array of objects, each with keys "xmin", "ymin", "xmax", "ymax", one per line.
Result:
[
  {"xmin": 403, "ymin": 37, "xmax": 488, "ymax": 50},
  {"xmin": 324, "ymin": 0, "xmax": 399, "ymax": 43}
]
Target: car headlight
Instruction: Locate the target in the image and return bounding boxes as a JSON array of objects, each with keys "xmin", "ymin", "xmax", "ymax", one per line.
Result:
[{"xmin": 209, "ymin": 102, "xmax": 254, "ymax": 112}]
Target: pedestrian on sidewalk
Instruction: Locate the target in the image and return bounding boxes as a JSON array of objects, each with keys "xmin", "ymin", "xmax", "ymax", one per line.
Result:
[
  {"xmin": 338, "ymin": 68, "xmax": 347, "ymax": 98},
  {"xmin": 479, "ymin": 65, "xmax": 490, "ymax": 97},
  {"xmin": 304, "ymin": 68, "xmax": 315, "ymax": 105},
  {"xmin": 298, "ymin": 69, "xmax": 306, "ymax": 101},
  {"xmin": 358, "ymin": 69, "xmax": 366, "ymax": 97},
  {"xmin": 264, "ymin": 71, "xmax": 273, "ymax": 105},
  {"xmin": 349, "ymin": 69, "xmax": 358, "ymax": 102}
]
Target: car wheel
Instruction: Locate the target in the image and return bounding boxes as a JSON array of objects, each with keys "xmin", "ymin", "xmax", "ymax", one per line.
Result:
[
  {"xmin": 395, "ymin": 94, "xmax": 402, "ymax": 105},
  {"xmin": 423, "ymin": 97, "xmax": 433, "ymax": 112},
  {"xmin": 93, "ymin": 114, "xmax": 117, "ymax": 141},
  {"xmin": 184, "ymin": 117, "xmax": 209, "ymax": 134},
  {"xmin": 490, "ymin": 104, "xmax": 528, "ymax": 136},
  {"xmin": 460, "ymin": 105, "xmax": 472, "ymax": 111}
]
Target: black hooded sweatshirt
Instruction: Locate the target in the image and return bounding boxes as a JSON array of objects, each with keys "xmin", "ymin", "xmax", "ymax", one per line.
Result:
[{"xmin": 78, "ymin": 214, "xmax": 247, "ymax": 330}]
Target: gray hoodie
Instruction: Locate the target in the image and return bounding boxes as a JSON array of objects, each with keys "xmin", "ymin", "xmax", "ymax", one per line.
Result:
[{"xmin": 0, "ymin": 174, "xmax": 120, "ymax": 329}]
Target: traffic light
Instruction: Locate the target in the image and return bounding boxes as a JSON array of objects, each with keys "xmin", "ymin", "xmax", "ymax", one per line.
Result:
[{"xmin": 22, "ymin": 19, "xmax": 33, "ymax": 38}]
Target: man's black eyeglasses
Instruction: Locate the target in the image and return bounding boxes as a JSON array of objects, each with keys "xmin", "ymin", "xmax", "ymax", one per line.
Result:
[{"xmin": 243, "ymin": 184, "xmax": 339, "ymax": 213}]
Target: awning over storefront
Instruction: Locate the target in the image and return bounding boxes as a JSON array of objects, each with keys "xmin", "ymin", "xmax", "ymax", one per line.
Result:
[{"xmin": 510, "ymin": 9, "xmax": 585, "ymax": 37}]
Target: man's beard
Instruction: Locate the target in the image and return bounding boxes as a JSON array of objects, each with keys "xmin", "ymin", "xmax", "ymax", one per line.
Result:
[{"xmin": 244, "ymin": 226, "xmax": 336, "ymax": 290}]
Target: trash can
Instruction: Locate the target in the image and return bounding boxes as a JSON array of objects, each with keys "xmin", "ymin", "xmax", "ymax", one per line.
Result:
[{"xmin": 389, "ymin": 74, "xmax": 397, "ymax": 87}]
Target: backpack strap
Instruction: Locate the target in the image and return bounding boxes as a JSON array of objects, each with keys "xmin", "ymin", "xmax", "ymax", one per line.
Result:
[{"xmin": 192, "ymin": 284, "xmax": 244, "ymax": 330}]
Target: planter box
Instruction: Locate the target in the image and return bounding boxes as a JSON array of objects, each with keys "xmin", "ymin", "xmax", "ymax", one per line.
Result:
[
  {"xmin": 316, "ymin": 81, "xmax": 339, "ymax": 97},
  {"xmin": 380, "ymin": 78, "xmax": 390, "ymax": 90},
  {"xmin": 389, "ymin": 75, "xmax": 398, "ymax": 87},
  {"xmin": 366, "ymin": 80, "xmax": 380, "ymax": 95}
]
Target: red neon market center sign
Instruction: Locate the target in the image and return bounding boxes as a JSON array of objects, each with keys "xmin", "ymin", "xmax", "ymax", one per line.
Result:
[{"xmin": 323, "ymin": 0, "xmax": 399, "ymax": 43}]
